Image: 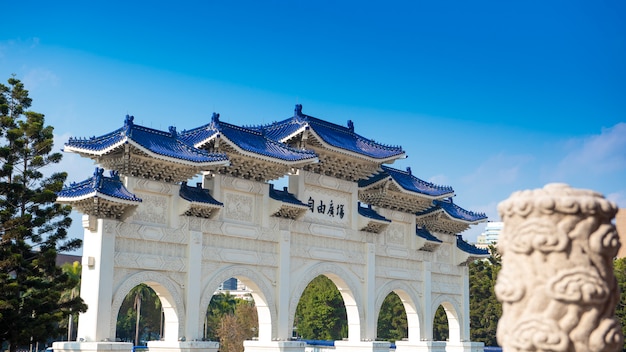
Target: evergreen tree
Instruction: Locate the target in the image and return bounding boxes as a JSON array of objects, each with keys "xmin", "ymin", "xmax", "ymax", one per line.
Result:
[
  {"xmin": 294, "ymin": 275, "xmax": 347, "ymax": 340},
  {"xmin": 432, "ymin": 306, "xmax": 448, "ymax": 341},
  {"xmin": 376, "ymin": 292, "xmax": 407, "ymax": 342},
  {"xmin": 468, "ymin": 247, "xmax": 501, "ymax": 346},
  {"xmin": 0, "ymin": 76, "xmax": 85, "ymax": 352}
]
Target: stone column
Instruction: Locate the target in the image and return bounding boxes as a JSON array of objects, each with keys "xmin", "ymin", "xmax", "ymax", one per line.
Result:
[
  {"xmin": 495, "ymin": 183, "xmax": 623, "ymax": 351},
  {"xmin": 54, "ymin": 217, "xmax": 132, "ymax": 352}
]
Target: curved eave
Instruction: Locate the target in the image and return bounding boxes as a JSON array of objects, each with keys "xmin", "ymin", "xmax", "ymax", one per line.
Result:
[
  {"xmin": 182, "ymin": 202, "xmax": 223, "ymax": 219},
  {"xmin": 306, "ymin": 129, "xmax": 406, "ymax": 163},
  {"xmin": 271, "ymin": 203, "xmax": 309, "ymax": 220},
  {"xmin": 68, "ymin": 139, "xmax": 230, "ymax": 168},
  {"xmin": 415, "ymin": 208, "xmax": 449, "ymax": 219},
  {"xmin": 64, "ymin": 138, "xmax": 127, "ymax": 157},
  {"xmin": 279, "ymin": 126, "xmax": 405, "ymax": 163},
  {"xmin": 387, "ymin": 179, "xmax": 455, "ymax": 200},
  {"xmin": 184, "ymin": 201, "xmax": 224, "ymax": 209},
  {"xmin": 358, "ymin": 217, "xmax": 391, "ymax": 234},
  {"xmin": 57, "ymin": 191, "xmax": 142, "ymax": 206},
  {"xmin": 277, "ymin": 125, "xmax": 309, "ymax": 146},
  {"xmin": 200, "ymin": 134, "xmax": 318, "ymax": 166},
  {"xmin": 440, "ymin": 211, "xmax": 488, "ymax": 225}
]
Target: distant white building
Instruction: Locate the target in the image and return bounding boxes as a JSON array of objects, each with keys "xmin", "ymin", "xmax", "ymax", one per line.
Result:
[{"xmin": 476, "ymin": 221, "xmax": 503, "ymax": 249}]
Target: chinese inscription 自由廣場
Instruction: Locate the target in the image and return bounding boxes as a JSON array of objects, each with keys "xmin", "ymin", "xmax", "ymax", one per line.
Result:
[{"xmin": 308, "ymin": 196, "xmax": 345, "ymax": 219}]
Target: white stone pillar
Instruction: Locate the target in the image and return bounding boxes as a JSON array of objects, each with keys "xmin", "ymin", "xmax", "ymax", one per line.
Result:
[
  {"xmin": 184, "ymin": 231, "xmax": 203, "ymax": 341},
  {"xmin": 277, "ymin": 229, "xmax": 292, "ymax": 341},
  {"xmin": 364, "ymin": 243, "xmax": 377, "ymax": 340},
  {"xmin": 460, "ymin": 266, "xmax": 471, "ymax": 342},
  {"xmin": 422, "ymin": 262, "xmax": 433, "ymax": 341},
  {"xmin": 76, "ymin": 216, "xmax": 117, "ymax": 343}
]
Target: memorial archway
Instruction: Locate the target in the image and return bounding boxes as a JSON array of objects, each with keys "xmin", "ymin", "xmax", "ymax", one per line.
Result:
[{"xmin": 54, "ymin": 106, "xmax": 489, "ymax": 352}]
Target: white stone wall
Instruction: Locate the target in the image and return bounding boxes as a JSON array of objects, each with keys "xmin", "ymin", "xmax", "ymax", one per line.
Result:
[{"xmin": 76, "ymin": 171, "xmax": 472, "ymax": 349}]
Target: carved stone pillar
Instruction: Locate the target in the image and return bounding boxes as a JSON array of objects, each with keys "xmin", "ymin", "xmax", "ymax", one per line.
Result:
[{"xmin": 496, "ymin": 183, "xmax": 623, "ymax": 351}]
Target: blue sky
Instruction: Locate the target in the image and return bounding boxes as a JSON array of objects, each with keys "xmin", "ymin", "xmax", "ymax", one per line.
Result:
[{"xmin": 1, "ymin": 1, "xmax": 625, "ymax": 247}]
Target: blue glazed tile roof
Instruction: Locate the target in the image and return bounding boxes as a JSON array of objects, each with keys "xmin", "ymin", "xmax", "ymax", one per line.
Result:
[
  {"xmin": 360, "ymin": 166, "xmax": 455, "ymax": 197},
  {"xmin": 269, "ymin": 184, "xmax": 308, "ymax": 207},
  {"xmin": 416, "ymin": 227, "xmax": 442, "ymax": 243},
  {"xmin": 57, "ymin": 168, "xmax": 142, "ymax": 202},
  {"xmin": 357, "ymin": 203, "xmax": 391, "ymax": 222},
  {"xmin": 179, "ymin": 182, "xmax": 223, "ymax": 206},
  {"xmin": 181, "ymin": 113, "xmax": 317, "ymax": 162},
  {"xmin": 456, "ymin": 235, "xmax": 489, "ymax": 255},
  {"xmin": 259, "ymin": 104, "xmax": 405, "ymax": 160},
  {"xmin": 434, "ymin": 199, "xmax": 487, "ymax": 222},
  {"xmin": 65, "ymin": 115, "xmax": 228, "ymax": 164}
]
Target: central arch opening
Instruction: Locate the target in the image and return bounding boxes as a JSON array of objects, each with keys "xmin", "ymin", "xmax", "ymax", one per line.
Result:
[
  {"xmin": 377, "ymin": 292, "xmax": 408, "ymax": 343},
  {"xmin": 294, "ymin": 275, "xmax": 348, "ymax": 341},
  {"xmin": 202, "ymin": 276, "xmax": 267, "ymax": 352}
]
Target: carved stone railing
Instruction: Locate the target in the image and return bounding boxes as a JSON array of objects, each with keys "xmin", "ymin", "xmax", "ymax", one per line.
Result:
[{"xmin": 495, "ymin": 183, "xmax": 623, "ymax": 351}]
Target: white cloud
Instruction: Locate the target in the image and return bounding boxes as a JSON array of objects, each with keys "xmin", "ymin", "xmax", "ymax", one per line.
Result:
[
  {"xmin": 606, "ymin": 191, "xmax": 626, "ymax": 209},
  {"xmin": 554, "ymin": 123, "xmax": 626, "ymax": 178},
  {"xmin": 50, "ymin": 132, "xmax": 96, "ymax": 183},
  {"xmin": 427, "ymin": 174, "xmax": 449, "ymax": 187},
  {"xmin": 23, "ymin": 67, "xmax": 59, "ymax": 90},
  {"xmin": 461, "ymin": 152, "xmax": 534, "ymax": 186}
]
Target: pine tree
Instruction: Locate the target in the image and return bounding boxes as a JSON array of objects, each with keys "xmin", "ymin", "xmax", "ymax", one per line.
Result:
[
  {"xmin": 468, "ymin": 247, "xmax": 501, "ymax": 346},
  {"xmin": 0, "ymin": 76, "xmax": 86, "ymax": 352}
]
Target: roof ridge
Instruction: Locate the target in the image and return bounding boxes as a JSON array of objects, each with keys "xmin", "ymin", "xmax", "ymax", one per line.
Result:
[
  {"xmin": 436, "ymin": 199, "xmax": 487, "ymax": 218},
  {"xmin": 382, "ymin": 165, "xmax": 454, "ymax": 192}
]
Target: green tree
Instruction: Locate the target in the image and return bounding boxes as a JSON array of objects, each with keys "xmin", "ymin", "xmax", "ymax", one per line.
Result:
[
  {"xmin": 0, "ymin": 76, "xmax": 85, "ymax": 352},
  {"xmin": 60, "ymin": 261, "xmax": 82, "ymax": 341},
  {"xmin": 204, "ymin": 292, "xmax": 238, "ymax": 341},
  {"xmin": 216, "ymin": 300, "xmax": 258, "ymax": 352},
  {"xmin": 115, "ymin": 284, "xmax": 161, "ymax": 344},
  {"xmin": 294, "ymin": 275, "xmax": 347, "ymax": 340},
  {"xmin": 468, "ymin": 248, "xmax": 501, "ymax": 346},
  {"xmin": 376, "ymin": 292, "xmax": 407, "ymax": 342},
  {"xmin": 613, "ymin": 257, "xmax": 626, "ymax": 339},
  {"xmin": 433, "ymin": 305, "xmax": 448, "ymax": 341}
]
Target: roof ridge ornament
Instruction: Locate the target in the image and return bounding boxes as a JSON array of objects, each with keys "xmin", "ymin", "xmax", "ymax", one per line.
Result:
[
  {"xmin": 406, "ymin": 166, "xmax": 412, "ymax": 175},
  {"xmin": 92, "ymin": 167, "xmax": 105, "ymax": 188},
  {"xmin": 347, "ymin": 120, "xmax": 354, "ymax": 132},
  {"xmin": 294, "ymin": 104, "xmax": 303, "ymax": 117},
  {"xmin": 169, "ymin": 126, "xmax": 177, "ymax": 138},
  {"xmin": 109, "ymin": 170, "xmax": 120, "ymax": 181},
  {"xmin": 124, "ymin": 115, "xmax": 134, "ymax": 127}
]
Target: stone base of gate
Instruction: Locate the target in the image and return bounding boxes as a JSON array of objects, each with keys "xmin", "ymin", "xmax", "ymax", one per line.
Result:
[
  {"xmin": 243, "ymin": 340, "xmax": 306, "ymax": 352},
  {"xmin": 147, "ymin": 340, "xmax": 219, "ymax": 352},
  {"xmin": 444, "ymin": 342, "xmax": 484, "ymax": 352},
  {"xmin": 334, "ymin": 340, "xmax": 390, "ymax": 352},
  {"xmin": 394, "ymin": 341, "xmax": 445, "ymax": 352},
  {"xmin": 52, "ymin": 341, "xmax": 133, "ymax": 352},
  {"xmin": 395, "ymin": 341, "xmax": 484, "ymax": 352}
]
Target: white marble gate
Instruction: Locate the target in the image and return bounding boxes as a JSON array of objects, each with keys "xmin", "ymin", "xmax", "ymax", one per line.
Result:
[{"xmin": 54, "ymin": 108, "xmax": 487, "ymax": 352}]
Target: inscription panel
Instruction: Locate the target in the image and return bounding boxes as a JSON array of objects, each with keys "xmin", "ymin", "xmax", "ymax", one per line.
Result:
[{"xmin": 302, "ymin": 185, "xmax": 351, "ymax": 226}]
